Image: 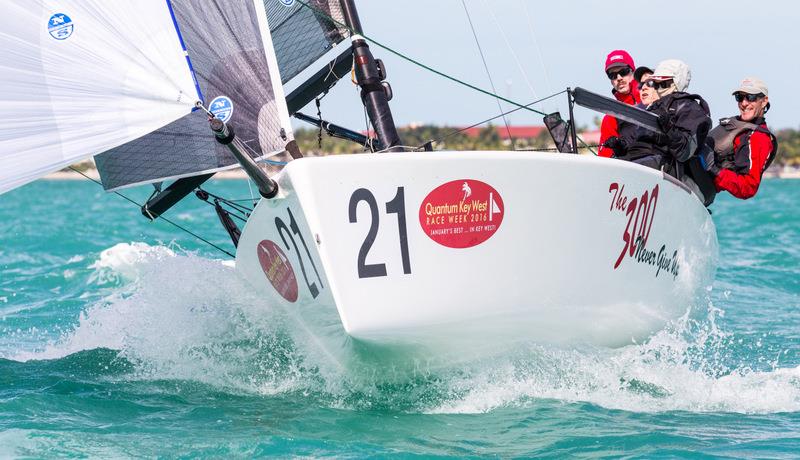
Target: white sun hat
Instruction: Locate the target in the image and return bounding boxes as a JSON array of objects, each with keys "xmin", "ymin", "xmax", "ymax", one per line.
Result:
[{"xmin": 651, "ymin": 59, "xmax": 691, "ymax": 92}]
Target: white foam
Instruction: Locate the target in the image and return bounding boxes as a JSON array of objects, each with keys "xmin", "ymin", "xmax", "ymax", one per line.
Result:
[
  {"xmin": 13, "ymin": 242, "xmax": 315, "ymax": 395},
  {"xmin": 86, "ymin": 242, "xmax": 176, "ymax": 285},
  {"xmin": 428, "ymin": 310, "xmax": 800, "ymax": 415},
  {"xmin": 10, "ymin": 242, "xmax": 800, "ymax": 415}
]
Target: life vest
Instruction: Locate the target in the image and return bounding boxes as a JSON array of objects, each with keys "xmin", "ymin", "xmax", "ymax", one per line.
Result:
[{"xmin": 707, "ymin": 116, "xmax": 778, "ymax": 174}]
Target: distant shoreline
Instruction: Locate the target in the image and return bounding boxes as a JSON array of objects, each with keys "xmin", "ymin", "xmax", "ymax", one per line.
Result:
[
  {"xmin": 44, "ymin": 166, "xmax": 800, "ymax": 181},
  {"xmin": 767, "ymin": 171, "xmax": 800, "ymax": 179},
  {"xmin": 45, "ymin": 168, "xmax": 250, "ymax": 181}
]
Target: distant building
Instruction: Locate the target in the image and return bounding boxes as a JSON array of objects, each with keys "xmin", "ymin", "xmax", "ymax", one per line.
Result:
[
  {"xmin": 359, "ymin": 125, "xmax": 602, "ymax": 150},
  {"xmin": 362, "ymin": 125, "xmax": 547, "ymax": 140},
  {"xmin": 578, "ymin": 129, "xmax": 601, "ymax": 145},
  {"xmin": 460, "ymin": 125, "xmax": 546, "ymax": 140}
]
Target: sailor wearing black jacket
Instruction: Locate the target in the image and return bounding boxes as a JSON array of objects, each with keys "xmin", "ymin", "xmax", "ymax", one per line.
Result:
[{"xmin": 622, "ymin": 60, "xmax": 712, "ymax": 182}]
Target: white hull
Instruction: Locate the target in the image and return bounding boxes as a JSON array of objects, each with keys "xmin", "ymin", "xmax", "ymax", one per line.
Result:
[{"xmin": 235, "ymin": 151, "xmax": 717, "ymax": 355}]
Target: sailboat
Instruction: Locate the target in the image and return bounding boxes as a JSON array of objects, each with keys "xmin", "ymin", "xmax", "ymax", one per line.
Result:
[{"xmin": 0, "ymin": 0, "xmax": 717, "ymax": 355}]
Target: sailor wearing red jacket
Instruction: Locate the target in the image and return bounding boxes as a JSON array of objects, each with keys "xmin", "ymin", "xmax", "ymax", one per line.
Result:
[
  {"xmin": 598, "ymin": 50, "xmax": 641, "ymax": 158},
  {"xmin": 704, "ymin": 77, "xmax": 778, "ymax": 199}
]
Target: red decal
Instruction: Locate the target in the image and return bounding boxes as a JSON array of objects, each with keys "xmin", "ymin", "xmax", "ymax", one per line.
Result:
[
  {"xmin": 609, "ymin": 182, "xmax": 659, "ymax": 269},
  {"xmin": 419, "ymin": 179, "xmax": 504, "ymax": 248},
  {"xmin": 256, "ymin": 240, "xmax": 298, "ymax": 302}
]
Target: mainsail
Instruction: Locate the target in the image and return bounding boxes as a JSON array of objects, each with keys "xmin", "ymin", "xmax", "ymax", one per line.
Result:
[
  {"xmin": 95, "ymin": 0, "xmax": 295, "ymax": 191},
  {"xmin": 0, "ymin": 1, "xmax": 199, "ymax": 194}
]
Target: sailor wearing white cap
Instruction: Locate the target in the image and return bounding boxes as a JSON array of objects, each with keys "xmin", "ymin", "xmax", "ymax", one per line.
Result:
[
  {"xmin": 620, "ymin": 59, "xmax": 712, "ymax": 189},
  {"xmin": 702, "ymin": 77, "xmax": 777, "ymax": 199}
]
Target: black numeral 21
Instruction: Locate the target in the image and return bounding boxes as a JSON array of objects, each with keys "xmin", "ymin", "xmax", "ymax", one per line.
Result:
[
  {"xmin": 348, "ymin": 187, "xmax": 411, "ymax": 279},
  {"xmin": 275, "ymin": 208, "xmax": 324, "ymax": 298}
]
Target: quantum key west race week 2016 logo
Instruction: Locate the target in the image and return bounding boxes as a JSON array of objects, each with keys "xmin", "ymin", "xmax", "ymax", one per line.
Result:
[
  {"xmin": 256, "ymin": 239, "xmax": 298, "ymax": 303},
  {"xmin": 419, "ymin": 179, "xmax": 503, "ymax": 249},
  {"xmin": 608, "ymin": 182, "xmax": 679, "ymax": 280}
]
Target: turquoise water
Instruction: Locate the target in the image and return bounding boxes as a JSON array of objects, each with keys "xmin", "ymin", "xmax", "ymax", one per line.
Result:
[{"xmin": 1, "ymin": 178, "xmax": 798, "ymax": 458}]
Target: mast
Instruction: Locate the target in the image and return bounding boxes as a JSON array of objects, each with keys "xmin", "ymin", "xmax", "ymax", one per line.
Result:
[{"xmin": 340, "ymin": 0, "xmax": 403, "ymax": 151}]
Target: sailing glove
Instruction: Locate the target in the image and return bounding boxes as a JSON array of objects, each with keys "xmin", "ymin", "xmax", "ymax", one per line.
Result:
[{"xmin": 602, "ymin": 136, "xmax": 627, "ymax": 157}]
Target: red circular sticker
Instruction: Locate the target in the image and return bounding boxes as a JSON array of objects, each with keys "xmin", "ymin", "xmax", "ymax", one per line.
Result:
[
  {"xmin": 419, "ymin": 179, "xmax": 504, "ymax": 248},
  {"xmin": 256, "ymin": 240, "xmax": 298, "ymax": 302}
]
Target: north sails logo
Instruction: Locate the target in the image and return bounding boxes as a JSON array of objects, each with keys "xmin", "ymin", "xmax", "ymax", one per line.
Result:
[
  {"xmin": 48, "ymin": 13, "xmax": 74, "ymax": 40},
  {"xmin": 209, "ymin": 96, "xmax": 234, "ymax": 123}
]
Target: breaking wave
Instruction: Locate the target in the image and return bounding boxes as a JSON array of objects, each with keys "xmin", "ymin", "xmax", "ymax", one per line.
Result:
[{"xmin": 8, "ymin": 242, "xmax": 800, "ymax": 415}]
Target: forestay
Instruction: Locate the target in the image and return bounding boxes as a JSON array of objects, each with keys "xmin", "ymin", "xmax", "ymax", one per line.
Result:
[
  {"xmin": 95, "ymin": 0, "xmax": 294, "ymax": 191},
  {"xmin": 0, "ymin": 1, "xmax": 198, "ymax": 194}
]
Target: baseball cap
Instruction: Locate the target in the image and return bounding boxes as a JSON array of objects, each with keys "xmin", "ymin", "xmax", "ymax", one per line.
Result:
[
  {"xmin": 732, "ymin": 77, "xmax": 768, "ymax": 96},
  {"xmin": 634, "ymin": 66, "xmax": 654, "ymax": 83},
  {"xmin": 605, "ymin": 50, "xmax": 635, "ymax": 71}
]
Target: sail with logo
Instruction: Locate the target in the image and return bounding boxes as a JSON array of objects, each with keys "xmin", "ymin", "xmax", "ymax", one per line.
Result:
[
  {"xmin": 0, "ymin": 0, "xmax": 349, "ymax": 194},
  {"xmin": 95, "ymin": 0, "xmax": 350, "ymax": 190}
]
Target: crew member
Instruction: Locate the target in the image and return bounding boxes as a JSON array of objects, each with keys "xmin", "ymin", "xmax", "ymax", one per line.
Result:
[
  {"xmin": 603, "ymin": 66, "xmax": 659, "ymax": 158},
  {"xmin": 623, "ymin": 59, "xmax": 711, "ymax": 180},
  {"xmin": 703, "ymin": 77, "xmax": 778, "ymax": 199},
  {"xmin": 598, "ymin": 50, "xmax": 641, "ymax": 158},
  {"xmin": 635, "ymin": 66, "xmax": 659, "ymax": 107}
]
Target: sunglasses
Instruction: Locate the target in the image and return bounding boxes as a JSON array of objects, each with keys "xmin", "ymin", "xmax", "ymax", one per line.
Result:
[
  {"xmin": 647, "ymin": 79, "xmax": 674, "ymax": 90},
  {"xmin": 606, "ymin": 67, "xmax": 632, "ymax": 80},
  {"xmin": 734, "ymin": 92, "xmax": 765, "ymax": 103},
  {"xmin": 638, "ymin": 80, "xmax": 656, "ymax": 90}
]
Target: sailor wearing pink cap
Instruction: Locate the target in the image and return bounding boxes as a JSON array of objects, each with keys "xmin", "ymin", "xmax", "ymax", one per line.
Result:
[{"xmin": 598, "ymin": 49, "xmax": 641, "ymax": 158}]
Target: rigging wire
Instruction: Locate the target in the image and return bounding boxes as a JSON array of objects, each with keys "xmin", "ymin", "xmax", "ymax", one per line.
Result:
[
  {"xmin": 461, "ymin": 0, "xmax": 515, "ymax": 149},
  {"xmin": 362, "ymin": 98, "xmax": 375, "ymax": 152},
  {"xmin": 295, "ymin": 1, "xmax": 595, "ymax": 150},
  {"xmin": 245, "ymin": 176, "xmax": 256, "ymax": 205},
  {"xmin": 480, "ymin": 0, "xmax": 538, "ymax": 102},
  {"xmin": 434, "ymin": 89, "xmax": 566, "ymax": 144},
  {"xmin": 197, "ymin": 188, "xmax": 254, "ymax": 216},
  {"xmin": 522, "ymin": 1, "xmax": 555, "ymax": 104},
  {"xmin": 295, "ymin": 0, "xmax": 547, "ymax": 117},
  {"xmin": 68, "ymin": 167, "xmax": 236, "ymax": 259}
]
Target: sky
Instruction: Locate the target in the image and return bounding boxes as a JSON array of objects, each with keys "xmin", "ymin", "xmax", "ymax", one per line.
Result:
[{"xmin": 294, "ymin": 0, "xmax": 799, "ymax": 133}]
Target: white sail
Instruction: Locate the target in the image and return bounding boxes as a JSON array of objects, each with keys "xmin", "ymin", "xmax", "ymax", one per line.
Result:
[
  {"xmin": 0, "ymin": 1, "xmax": 199, "ymax": 194},
  {"xmin": 93, "ymin": 0, "xmax": 296, "ymax": 191}
]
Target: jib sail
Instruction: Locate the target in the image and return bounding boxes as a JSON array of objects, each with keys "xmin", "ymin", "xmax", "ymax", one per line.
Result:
[
  {"xmin": 0, "ymin": 1, "xmax": 199, "ymax": 194},
  {"xmin": 0, "ymin": 0, "xmax": 349, "ymax": 194}
]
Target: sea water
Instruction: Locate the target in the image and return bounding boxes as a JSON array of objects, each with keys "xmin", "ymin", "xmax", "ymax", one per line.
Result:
[{"xmin": 1, "ymin": 178, "xmax": 798, "ymax": 457}]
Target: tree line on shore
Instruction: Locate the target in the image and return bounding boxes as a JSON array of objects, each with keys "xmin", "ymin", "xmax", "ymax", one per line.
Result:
[
  {"xmin": 294, "ymin": 125, "xmax": 800, "ymax": 166},
  {"xmin": 64, "ymin": 124, "xmax": 800, "ymax": 173}
]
